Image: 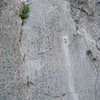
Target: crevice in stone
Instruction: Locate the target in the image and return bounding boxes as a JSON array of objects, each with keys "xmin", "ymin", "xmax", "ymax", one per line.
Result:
[
  {"xmin": 86, "ymin": 49, "xmax": 99, "ymax": 100},
  {"xmin": 71, "ymin": 4, "xmax": 93, "ymax": 16},
  {"xmin": 86, "ymin": 50, "xmax": 98, "ymax": 69},
  {"xmin": 38, "ymin": 91, "xmax": 67, "ymax": 98},
  {"xmin": 26, "ymin": 76, "xmax": 35, "ymax": 87},
  {"xmin": 96, "ymin": 37, "xmax": 100, "ymax": 51},
  {"xmin": 19, "ymin": 28, "xmax": 22, "ymax": 43}
]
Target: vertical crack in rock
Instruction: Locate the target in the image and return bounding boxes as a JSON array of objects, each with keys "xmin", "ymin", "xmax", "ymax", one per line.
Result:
[
  {"xmin": 1, "ymin": 0, "xmax": 100, "ymax": 100},
  {"xmin": 86, "ymin": 49, "xmax": 99, "ymax": 100},
  {"xmin": 96, "ymin": 37, "xmax": 100, "ymax": 51},
  {"xmin": 0, "ymin": 0, "xmax": 24, "ymax": 100}
]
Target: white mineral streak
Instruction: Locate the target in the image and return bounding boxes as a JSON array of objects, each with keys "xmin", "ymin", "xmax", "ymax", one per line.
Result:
[{"xmin": 63, "ymin": 36, "xmax": 79, "ymax": 100}]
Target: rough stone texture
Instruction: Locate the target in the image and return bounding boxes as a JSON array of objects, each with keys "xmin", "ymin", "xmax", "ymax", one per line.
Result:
[
  {"xmin": 0, "ymin": 0, "xmax": 100, "ymax": 100},
  {"xmin": 20, "ymin": 0, "xmax": 100, "ymax": 100},
  {"xmin": 0, "ymin": 0, "xmax": 23, "ymax": 100}
]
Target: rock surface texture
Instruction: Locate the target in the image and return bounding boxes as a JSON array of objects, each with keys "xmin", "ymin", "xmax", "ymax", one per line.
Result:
[
  {"xmin": 0, "ymin": 0, "xmax": 24, "ymax": 100},
  {"xmin": 0, "ymin": 0, "xmax": 100, "ymax": 100}
]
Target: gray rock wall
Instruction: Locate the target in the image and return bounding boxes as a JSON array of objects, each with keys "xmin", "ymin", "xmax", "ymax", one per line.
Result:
[
  {"xmin": 0, "ymin": 0, "xmax": 100, "ymax": 100},
  {"xmin": 0, "ymin": 0, "xmax": 24, "ymax": 100}
]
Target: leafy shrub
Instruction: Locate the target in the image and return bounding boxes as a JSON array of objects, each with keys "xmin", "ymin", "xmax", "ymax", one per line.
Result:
[{"xmin": 19, "ymin": 2, "xmax": 30, "ymax": 19}]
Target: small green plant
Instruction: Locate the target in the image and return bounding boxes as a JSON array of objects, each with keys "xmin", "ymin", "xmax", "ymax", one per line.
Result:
[{"xmin": 19, "ymin": 2, "xmax": 30, "ymax": 19}]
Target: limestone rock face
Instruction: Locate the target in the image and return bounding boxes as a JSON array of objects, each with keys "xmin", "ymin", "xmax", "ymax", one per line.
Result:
[
  {"xmin": 0, "ymin": 0, "xmax": 23, "ymax": 100},
  {"xmin": 0, "ymin": 0, "xmax": 100, "ymax": 100}
]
